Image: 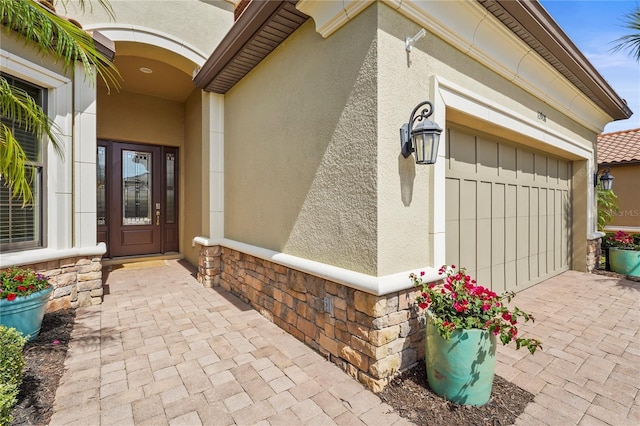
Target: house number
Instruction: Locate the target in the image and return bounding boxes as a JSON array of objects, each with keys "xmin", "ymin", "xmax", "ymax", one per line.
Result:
[{"xmin": 537, "ymin": 111, "xmax": 547, "ymax": 122}]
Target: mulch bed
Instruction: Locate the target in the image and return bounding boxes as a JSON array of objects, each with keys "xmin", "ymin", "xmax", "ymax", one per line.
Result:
[
  {"xmin": 11, "ymin": 309, "xmax": 74, "ymax": 426},
  {"xmin": 379, "ymin": 365, "xmax": 534, "ymax": 425}
]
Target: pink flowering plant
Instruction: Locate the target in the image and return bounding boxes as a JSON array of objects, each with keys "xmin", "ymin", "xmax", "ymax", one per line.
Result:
[
  {"xmin": 0, "ymin": 268, "xmax": 52, "ymax": 301},
  {"xmin": 605, "ymin": 231, "xmax": 640, "ymax": 250},
  {"xmin": 412, "ymin": 265, "xmax": 542, "ymax": 354}
]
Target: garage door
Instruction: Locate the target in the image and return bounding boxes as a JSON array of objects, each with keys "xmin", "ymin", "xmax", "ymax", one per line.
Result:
[{"xmin": 445, "ymin": 127, "xmax": 571, "ymax": 293}]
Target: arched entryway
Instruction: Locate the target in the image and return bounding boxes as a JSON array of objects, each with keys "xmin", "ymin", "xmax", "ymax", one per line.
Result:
[{"xmin": 90, "ymin": 26, "xmax": 208, "ymax": 259}]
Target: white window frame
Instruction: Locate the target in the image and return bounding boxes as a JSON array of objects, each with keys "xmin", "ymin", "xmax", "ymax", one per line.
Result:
[
  {"xmin": 1, "ymin": 46, "xmax": 74, "ymax": 259},
  {"xmin": 0, "ymin": 74, "xmax": 47, "ymax": 251}
]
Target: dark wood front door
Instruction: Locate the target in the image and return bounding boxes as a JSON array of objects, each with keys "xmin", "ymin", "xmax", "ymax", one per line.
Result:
[{"xmin": 97, "ymin": 141, "xmax": 179, "ymax": 258}]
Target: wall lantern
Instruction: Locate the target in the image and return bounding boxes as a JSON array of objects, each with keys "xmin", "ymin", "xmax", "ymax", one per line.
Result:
[
  {"xmin": 594, "ymin": 167, "xmax": 614, "ymax": 190},
  {"xmin": 400, "ymin": 101, "xmax": 443, "ymax": 164}
]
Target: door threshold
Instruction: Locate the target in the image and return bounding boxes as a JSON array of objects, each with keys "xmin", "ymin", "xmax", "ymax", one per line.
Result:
[{"xmin": 102, "ymin": 252, "xmax": 183, "ymax": 267}]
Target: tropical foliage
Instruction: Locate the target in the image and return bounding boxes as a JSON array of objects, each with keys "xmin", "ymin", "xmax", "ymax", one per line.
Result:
[
  {"xmin": 0, "ymin": 0, "xmax": 120, "ymax": 203},
  {"xmin": 611, "ymin": 6, "xmax": 640, "ymax": 61},
  {"xmin": 596, "ymin": 187, "xmax": 619, "ymax": 231}
]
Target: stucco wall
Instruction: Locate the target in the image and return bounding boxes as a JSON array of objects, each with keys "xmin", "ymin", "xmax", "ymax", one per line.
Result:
[
  {"xmin": 224, "ymin": 7, "xmax": 379, "ymax": 275},
  {"xmin": 607, "ymin": 164, "xmax": 640, "ymax": 228},
  {"xmin": 377, "ymin": 3, "xmax": 596, "ymax": 158},
  {"xmin": 97, "ymin": 88, "xmax": 184, "ymax": 146},
  {"xmin": 225, "ymin": 1, "xmax": 598, "ymax": 278},
  {"xmin": 376, "ymin": 3, "xmax": 596, "ymax": 274},
  {"xmin": 66, "ymin": 0, "xmax": 233, "ymax": 55}
]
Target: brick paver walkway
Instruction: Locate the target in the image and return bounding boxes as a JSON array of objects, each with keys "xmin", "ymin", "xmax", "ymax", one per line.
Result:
[
  {"xmin": 49, "ymin": 261, "xmax": 639, "ymax": 425},
  {"xmin": 498, "ymin": 271, "xmax": 640, "ymax": 425},
  {"xmin": 49, "ymin": 260, "xmax": 410, "ymax": 426}
]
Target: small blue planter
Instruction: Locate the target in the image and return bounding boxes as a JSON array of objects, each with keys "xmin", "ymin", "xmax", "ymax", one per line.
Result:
[
  {"xmin": 425, "ymin": 313, "xmax": 497, "ymax": 406},
  {"xmin": 0, "ymin": 286, "xmax": 53, "ymax": 341},
  {"xmin": 609, "ymin": 248, "xmax": 640, "ymax": 277}
]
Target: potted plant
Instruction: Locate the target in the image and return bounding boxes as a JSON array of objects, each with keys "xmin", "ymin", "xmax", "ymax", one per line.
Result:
[
  {"xmin": 0, "ymin": 268, "xmax": 53, "ymax": 341},
  {"xmin": 411, "ymin": 265, "xmax": 541, "ymax": 406},
  {"xmin": 606, "ymin": 231, "xmax": 640, "ymax": 277}
]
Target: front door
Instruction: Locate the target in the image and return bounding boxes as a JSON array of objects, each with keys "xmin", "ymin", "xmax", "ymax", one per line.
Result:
[{"xmin": 97, "ymin": 141, "xmax": 179, "ymax": 258}]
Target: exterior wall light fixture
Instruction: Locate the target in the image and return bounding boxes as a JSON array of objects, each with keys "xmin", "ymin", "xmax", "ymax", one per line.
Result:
[
  {"xmin": 400, "ymin": 100, "xmax": 443, "ymax": 164},
  {"xmin": 594, "ymin": 167, "xmax": 614, "ymax": 190},
  {"xmin": 405, "ymin": 29, "xmax": 426, "ymax": 52}
]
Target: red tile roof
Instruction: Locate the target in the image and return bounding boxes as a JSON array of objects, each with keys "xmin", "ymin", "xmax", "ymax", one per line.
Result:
[{"xmin": 597, "ymin": 128, "xmax": 640, "ymax": 164}]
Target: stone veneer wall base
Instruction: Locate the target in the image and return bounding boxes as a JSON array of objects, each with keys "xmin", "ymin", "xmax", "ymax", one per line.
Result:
[
  {"xmin": 587, "ymin": 237, "xmax": 602, "ymax": 272},
  {"xmin": 9, "ymin": 256, "xmax": 104, "ymax": 312},
  {"xmin": 196, "ymin": 244, "xmax": 426, "ymax": 392}
]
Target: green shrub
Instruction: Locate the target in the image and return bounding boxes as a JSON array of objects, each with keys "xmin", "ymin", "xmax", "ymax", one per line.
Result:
[
  {"xmin": 0, "ymin": 383, "xmax": 19, "ymax": 426},
  {"xmin": 0, "ymin": 326, "xmax": 26, "ymax": 426}
]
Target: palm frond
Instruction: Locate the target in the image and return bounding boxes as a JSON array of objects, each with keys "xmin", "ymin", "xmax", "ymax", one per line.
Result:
[
  {"xmin": 0, "ymin": 0, "xmax": 122, "ymax": 202},
  {"xmin": 0, "ymin": 0, "xmax": 121, "ymax": 91},
  {"xmin": 0, "ymin": 123, "xmax": 33, "ymax": 204},
  {"xmin": 610, "ymin": 7, "xmax": 640, "ymax": 61},
  {"xmin": 0, "ymin": 76, "xmax": 63, "ymax": 157},
  {"xmin": 57, "ymin": 0, "xmax": 116, "ymax": 21}
]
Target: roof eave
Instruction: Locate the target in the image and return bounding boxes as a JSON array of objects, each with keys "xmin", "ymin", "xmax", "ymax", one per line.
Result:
[
  {"xmin": 195, "ymin": 0, "xmax": 634, "ymax": 123},
  {"xmin": 90, "ymin": 30, "xmax": 116, "ymax": 62},
  {"xmin": 193, "ymin": 0, "xmax": 306, "ymax": 93},
  {"xmin": 490, "ymin": 0, "xmax": 632, "ymax": 121}
]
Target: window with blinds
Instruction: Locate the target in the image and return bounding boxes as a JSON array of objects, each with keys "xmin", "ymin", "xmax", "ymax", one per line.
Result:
[{"xmin": 0, "ymin": 74, "xmax": 45, "ymax": 251}]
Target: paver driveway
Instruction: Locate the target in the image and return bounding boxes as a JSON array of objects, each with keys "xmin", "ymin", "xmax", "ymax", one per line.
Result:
[
  {"xmin": 496, "ymin": 271, "xmax": 639, "ymax": 425},
  {"xmin": 49, "ymin": 260, "xmax": 639, "ymax": 425}
]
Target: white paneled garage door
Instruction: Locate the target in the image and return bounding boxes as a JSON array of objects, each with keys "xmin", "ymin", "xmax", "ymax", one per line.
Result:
[{"xmin": 445, "ymin": 127, "xmax": 571, "ymax": 293}]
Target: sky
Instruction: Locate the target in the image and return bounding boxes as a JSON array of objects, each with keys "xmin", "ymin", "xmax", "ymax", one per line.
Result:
[{"xmin": 539, "ymin": 0, "xmax": 640, "ymax": 133}]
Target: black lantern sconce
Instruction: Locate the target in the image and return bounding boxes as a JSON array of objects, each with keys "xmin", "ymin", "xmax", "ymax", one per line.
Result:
[
  {"xmin": 400, "ymin": 101, "xmax": 443, "ymax": 164},
  {"xmin": 594, "ymin": 167, "xmax": 614, "ymax": 190}
]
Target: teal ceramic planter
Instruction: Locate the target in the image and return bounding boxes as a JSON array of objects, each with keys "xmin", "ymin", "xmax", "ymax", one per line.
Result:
[
  {"xmin": 0, "ymin": 286, "xmax": 53, "ymax": 341},
  {"xmin": 609, "ymin": 248, "xmax": 640, "ymax": 277},
  {"xmin": 425, "ymin": 313, "xmax": 497, "ymax": 406}
]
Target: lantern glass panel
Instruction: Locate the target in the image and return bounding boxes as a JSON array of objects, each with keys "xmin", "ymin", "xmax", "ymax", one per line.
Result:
[{"xmin": 413, "ymin": 131, "xmax": 440, "ymax": 164}]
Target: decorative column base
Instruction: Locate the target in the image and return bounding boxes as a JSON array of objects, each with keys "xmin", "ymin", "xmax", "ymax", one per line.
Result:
[
  {"xmin": 197, "ymin": 245, "xmax": 221, "ymax": 288},
  {"xmin": 587, "ymin": 236, "xmax": 602, "ymax": 272}
]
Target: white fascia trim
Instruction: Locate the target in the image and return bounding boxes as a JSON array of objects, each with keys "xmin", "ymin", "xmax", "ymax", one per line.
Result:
[
  {"xmin": 193, "ymin": 236, "xmax": 439, "ymax": 296},
  {"xmin": 0, "ymin": 243, "xmax": 107, "ymax": 269},
  {"xmin": 434, "ymin": 76, "xmax": 592, "ymax": 160},
  {"xmin": 603, "ymin": 226, "xmax": 640, "ymax": 233},
  {"xmin": 381, "ymin": 0, "xmax": 611, "ymax": 133},
  {"xmin": 84, "ymin": 24, "xmax": 208, "ymax": 66},
  {"xmin": 296, "ymin": 0, "xmax": 375, "ymax": 38},
  {"xmin": 1, "ymin": 49, "xmax": 70, "ymax": 89}
]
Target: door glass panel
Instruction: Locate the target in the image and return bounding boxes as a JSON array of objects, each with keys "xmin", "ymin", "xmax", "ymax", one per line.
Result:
[
  {"xmin": 122, "ymin": 150, "xmax": 152, "ymax": 225},
  {"xmin": 166, "ymin": 153, "xmax": 175, "ymax": 223},
  {"xmin": 97, "ymin": 146, "xmax": 106, "ymax": 225}
]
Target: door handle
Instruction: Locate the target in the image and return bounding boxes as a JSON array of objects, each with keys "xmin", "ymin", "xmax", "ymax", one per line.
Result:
[{"xmin": 156, "ymin": 210, "xmax": 160, "ymax": 225}]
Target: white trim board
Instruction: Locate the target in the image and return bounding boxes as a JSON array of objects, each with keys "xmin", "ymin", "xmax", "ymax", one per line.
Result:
[{"xmin": 193, "ymin": 236, "xmax": 439, "ymax": 296}]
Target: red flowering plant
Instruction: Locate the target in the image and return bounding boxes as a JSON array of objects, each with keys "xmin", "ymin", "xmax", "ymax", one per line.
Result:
[
  {"xmin": 604, "ymin": 231, "xmax": 640, "ymax": 250},
  {"xmin": 0, "ymin": 267, "xmax": 52, "ymax": 301},
  {"xmin": 412, "ymin": 265, "xmax": 542, "ymax": 354}
]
